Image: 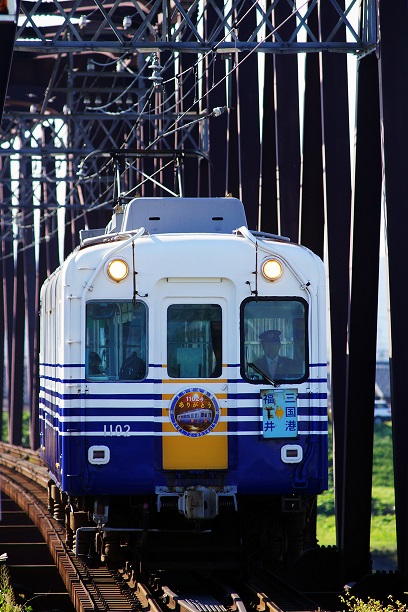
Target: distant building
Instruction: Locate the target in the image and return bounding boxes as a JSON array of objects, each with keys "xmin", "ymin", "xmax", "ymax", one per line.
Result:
[{"xmin": 376, "ymin": 361, "xmax": 391, "ymax": 405}]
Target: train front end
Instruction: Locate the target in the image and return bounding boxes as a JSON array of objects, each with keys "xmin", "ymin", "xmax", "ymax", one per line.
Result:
[{"xmin": 39, "ymin": 196, "xmax": 328, "ymax": 564}]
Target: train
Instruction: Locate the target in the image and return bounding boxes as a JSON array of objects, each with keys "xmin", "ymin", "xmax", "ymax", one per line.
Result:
[{"xmin": 39, "ymin": 195, "xmax": 328, "ymax": 569}]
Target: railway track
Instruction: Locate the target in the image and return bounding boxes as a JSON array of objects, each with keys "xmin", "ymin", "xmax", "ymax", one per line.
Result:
[
  {"xmin": 0, "ymin": 491, "xmax": 75, "ymax": 611},
  {"xmin": 0, "ymin": 443, "xmax": 338, "ymax": 612},
  {"xmin": 0, "ymin": 442, "xmax": 141, "ymax": 611}
]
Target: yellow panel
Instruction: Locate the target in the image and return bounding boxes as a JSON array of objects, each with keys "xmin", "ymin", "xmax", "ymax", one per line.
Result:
[
  {"xmin": 162, "ymin": 431, "xmax": 228, "ymax": 470},
  {"xmin": 162, "ymin": 408, "xmax": 228, "ymax": 470}
]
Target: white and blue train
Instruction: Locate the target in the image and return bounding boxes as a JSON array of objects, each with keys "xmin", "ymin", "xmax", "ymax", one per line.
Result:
[
  {"xmin": 39, "ymin": 195, "xmax": 328, "ymax": 566},
  {"xmin": 176, "ymin": 409, "xmax": 213, "ymax": 425}
]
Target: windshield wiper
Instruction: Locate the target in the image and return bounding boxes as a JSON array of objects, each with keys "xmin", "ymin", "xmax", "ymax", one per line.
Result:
[{"xmin": 247, "ymin": 362, "xmax": 276, "ymax": 386}]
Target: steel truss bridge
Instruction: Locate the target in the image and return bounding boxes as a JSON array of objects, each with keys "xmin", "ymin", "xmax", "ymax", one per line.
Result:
[{"xmin": 1, "ymin": 0, "xmax": 408, "ymax": 596}]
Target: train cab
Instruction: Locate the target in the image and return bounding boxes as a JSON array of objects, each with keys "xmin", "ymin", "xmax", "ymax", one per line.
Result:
[{"xmin": 39, "ymin": 195, "xmax": 328, "ymax": 564}]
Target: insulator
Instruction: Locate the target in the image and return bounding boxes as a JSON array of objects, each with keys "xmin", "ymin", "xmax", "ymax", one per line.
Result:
[
  {"xmin": 79, "ymin": 15, "xmax": 89, "ymax": 28},
  {"xmin": 123, "ymin": 16, "xmax": 132, "ymax": 29},
  {"xmin": 53, "ymin": 501, "xmax": 65, "ymax": 522}
]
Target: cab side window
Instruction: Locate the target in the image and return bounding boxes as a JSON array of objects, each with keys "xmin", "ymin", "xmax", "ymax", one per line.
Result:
[
  {"xmin": 241, "ymin": 297, "xmax": 308, "ymax": 383},
  {"xmin": 86, "ymin": 301, "xmax": 147, "ymax": 380},
  {"xmin": 167, "ymin": 304, "xmax": 222, "ymax": 378}
]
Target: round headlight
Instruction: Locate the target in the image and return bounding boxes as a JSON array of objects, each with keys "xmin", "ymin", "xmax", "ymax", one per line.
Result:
[
  {"xmin": 262, "ymin": 259, "xmax": 283, "ymax": 281},
  {"xmin": 107, "ymin": 259, "xmax": 129, "ymax": 282}
]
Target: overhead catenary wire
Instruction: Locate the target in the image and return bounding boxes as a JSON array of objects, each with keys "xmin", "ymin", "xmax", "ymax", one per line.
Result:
[{"xmin": 0, "ymin": 1, "xmax": 308, "ymax": 261}]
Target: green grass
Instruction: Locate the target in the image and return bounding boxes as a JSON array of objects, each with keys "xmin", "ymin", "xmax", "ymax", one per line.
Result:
[
  {"xmin": 317, "ymin": 421, "xmax": 397, "ymax": 567},
  {"xmin": 1, "ymin": 410, "xmax": 31, "ymax": 447},
  {"xmin": 0, "ymin": 565, "xmax": 33, "ymax": 612}
]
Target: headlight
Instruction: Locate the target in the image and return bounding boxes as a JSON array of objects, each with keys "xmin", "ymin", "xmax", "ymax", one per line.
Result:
[
  {"xmin": 107, "ymin": 259, "xmax": 129, "ymax": 282},
  {"xmin": 261, "ymin": 259, "xmax": 283, "ymax": 281}
]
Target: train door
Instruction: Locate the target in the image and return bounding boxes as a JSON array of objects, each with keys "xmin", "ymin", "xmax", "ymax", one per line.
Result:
[
  {"xmin": 41, "ymin": 274, "xmax": 60, "ymax": 473},
  {"xmin": 157, "ymin": 288, "xmax": 231, "ymax": 471}
]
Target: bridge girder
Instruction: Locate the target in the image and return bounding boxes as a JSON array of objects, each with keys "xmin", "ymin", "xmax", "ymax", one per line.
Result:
[
  {"xmin": 14, "ymin": 0, "xmax": 377, "ymax": 55},
  {"xmin": 4, "ymin": 0, "xmax": 407, "ymax": 594}
]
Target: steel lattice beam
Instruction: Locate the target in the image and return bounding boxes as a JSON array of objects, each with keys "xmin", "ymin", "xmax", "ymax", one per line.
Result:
[
  {"xmin": 14, "ymin": 0, "xmax": 377, "ymax": 55},
  {"xmin": 0, "ymin": 111, "xmax": 208, "ymax": 155},
  {"xmin": 0, "ymin": 0, "xmax": 394, "ymax": 593}
]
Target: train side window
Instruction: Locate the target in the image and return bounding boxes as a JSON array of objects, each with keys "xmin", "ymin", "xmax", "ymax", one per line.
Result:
[
  {"xmin": 167, "ymin": 304, "xmax": 222, "ymax": 378},
  {"xmin": 86, "ymin": 301, "xmax": 147, "ymax": 381},
  {"xmin": 241, "ymin": 297, "xmax": 308, "ymax": 384}
]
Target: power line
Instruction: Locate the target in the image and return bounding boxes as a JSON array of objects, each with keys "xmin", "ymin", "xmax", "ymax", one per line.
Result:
[{"xmin": 0, "ymin": 0, "xmax": 310, "ymax": 260}]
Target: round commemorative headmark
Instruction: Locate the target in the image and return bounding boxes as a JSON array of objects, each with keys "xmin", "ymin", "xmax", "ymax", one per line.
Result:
[{"xmin": 169, "ymin": 387, "xmax": 220, "ymax": 437}]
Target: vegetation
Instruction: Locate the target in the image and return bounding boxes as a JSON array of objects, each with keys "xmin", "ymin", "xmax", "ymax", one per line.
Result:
[
  {"xmin": 0, "ymin": 565, "xmax": 32, "ymax": 612},
  {"xmin": 317, "ymin": 421, "xmax": 397, "ymax": 569},
  {"xmin": 341, "ymin": 592, "xmax": 405, "ymax": 612},
  {"xmin": 1, "ymin": 410, "xmax": 30, "ymax": 447}
]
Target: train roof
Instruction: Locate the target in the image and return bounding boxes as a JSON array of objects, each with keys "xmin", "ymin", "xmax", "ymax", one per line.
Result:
[
  {"xmin": 80, "ymin": 196, "xmax": 248, "ymax": 244},
  {"xmin": 122, "ymin": 196, "xmax": 248, "ymax": 234}
]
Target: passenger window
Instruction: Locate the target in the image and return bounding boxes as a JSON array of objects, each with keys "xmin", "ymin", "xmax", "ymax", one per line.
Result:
[
  {"xmin": 241, "ymin": 298, "xmax": 308, "ymax": 383},
  {"xmin": 86, "ymin": 301, "xmax": 147, "ymax": 380},
  {"xmin": 167, "ymin": 304, "xmax": 222, "ymax": 378}
]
